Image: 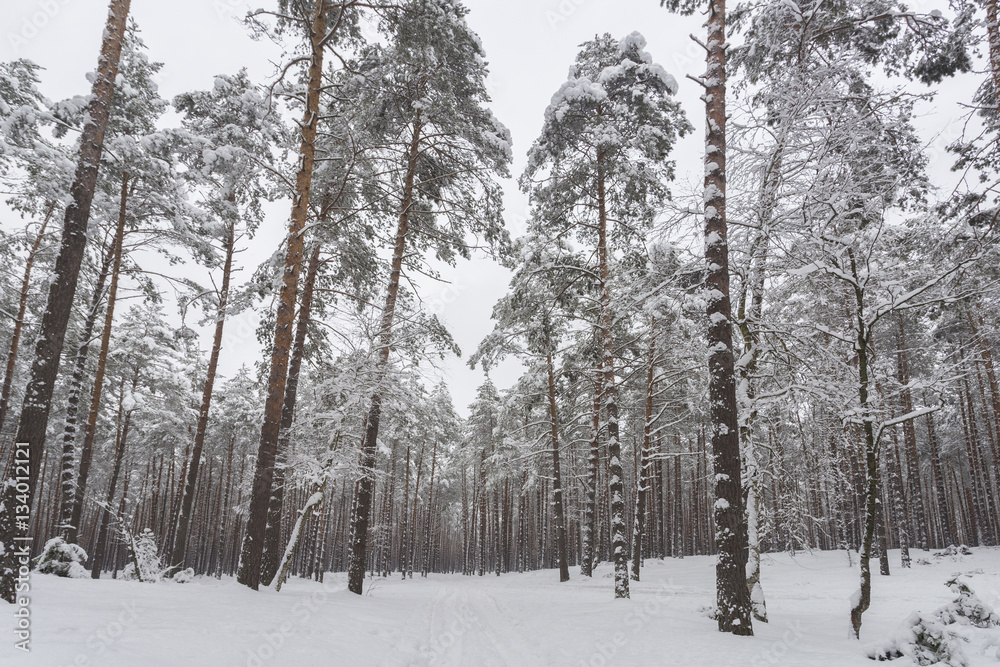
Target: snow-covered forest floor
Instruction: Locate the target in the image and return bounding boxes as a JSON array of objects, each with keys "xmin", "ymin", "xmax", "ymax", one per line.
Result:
[{"xmin": 8, "ymin": 548, "xmax": 1000, "ymax": 666}]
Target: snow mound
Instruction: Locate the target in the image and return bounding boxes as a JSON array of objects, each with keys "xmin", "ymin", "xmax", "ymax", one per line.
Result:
[
  {"xmin": 934, "ymin": 545, "xmax": 973, "ymax": 558},
  {"xmin": 172, "ymin": 567, "xmax": 195, "ymax": 584}
]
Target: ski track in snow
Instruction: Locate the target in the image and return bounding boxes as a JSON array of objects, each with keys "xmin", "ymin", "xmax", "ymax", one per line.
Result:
[
  {"xmin": 7, "ymin": 549, "xmax": 1000, "ymax": 666},
  {"xmin": 387, "ymin": 582, "xmax": 546, "ymax": 666}
]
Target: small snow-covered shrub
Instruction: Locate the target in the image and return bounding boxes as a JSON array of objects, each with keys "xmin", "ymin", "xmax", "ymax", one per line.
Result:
[
  {"xmin": 934, "ymin": 545, "xmax": 973, "ymax": 559},
  {"xmin": 867, "ymin": 611, "xmax": 967, "ymax": 666},
  {"xmin": 868, "ymin": 577, "xmax": 999, "ymax": 665},
  {"xmin": 937, "ymin": 578, "xmax": 1000, "ymax": 628},
  {"xmin": 118, "ymin": 562, "xmax": 140, "ymax": 581},
  {"xmin": 119, "ymin": 528, "xmax": 168, "ymax": 582},
  {"xmin": 36, "ymin": 537, "xmax": 88, "ymax": 579},
  {"xmin": 172, "ymin": 567, "xmax": 194, "ymax": 584}
]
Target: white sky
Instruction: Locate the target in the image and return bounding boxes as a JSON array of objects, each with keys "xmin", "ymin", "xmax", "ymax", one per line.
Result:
[{"xmin": 0, "ymin": 0, "xmax": 973, "ymax": 415}]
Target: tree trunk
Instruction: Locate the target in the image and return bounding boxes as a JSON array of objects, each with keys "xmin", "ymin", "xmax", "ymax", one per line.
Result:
[
  {"xmin": 736, "ymin": 237, "xmax": 769, "ymax": 621},
  {"xmin": 67, "ymin": 171, "xmax": 130, "ymax": 545},
  {"xmin": 56, "ymin": 241, "xmax": 115, "ymax": 537},
  {"xmin": 401, "ymin": 445, "xmax": 411, "ymax": 578},
  {"xmin": 380, "ymin": 448, "xmax": 395, "ymax": 577},
  {"xmin": 171, "ymin": 221, "xmax": 236, "ymax": 567},
  {"xmin": 422, "ymin": 439, "xmax": 437, "ymax": 578},
  {"xmin": 581, "ymin": 370, "xmax": 602, "ymax": 576},
  {"xmin": 968, "ymin": 309, "xmax": 1000, "ymax": 473},
  {"xmin": 886, "ymin": 427, "xmax": 911, "ymax": 567},
  {"xmin": 631, "ymin": 320, "xmax": 655, "ymax": 582},
  {"xmin": 983, "ymin": 0, "xmax": 1000, "ymax": 117},
  {"xmin": 0, "ymin": 0, "xmax": 130, "ymax": 603},
  {"xmin": 878, "ymin": 479, "xmax": 891, "ymax": 576},
  {"xmin": 959, "ymin": 377, "xmax": 995, "ymax": 544},
  {"xmin": 91, "ymin": 370, "xmax": 136, "ymax": 578},
  {"xmin": 261, "ymin": 243, "xmax": 322, "ymax": 586},
  {"xmin": 895, "ymin": 315, "xmax": 929, "ymax": 549},
  {"xmin": 410, "ymin": 442, "xmax": 425, "ymax": 579},
  {"xmin": 460, "ymin": 462, "xmax": 468, "ymax": 575},
  {"xmin": 166, "ymin": 445, "xmax": 188, "ymax": 558},
  {"xmin": 237, "ymin": 0, "xmax": 326, "ymax": 591},
  {"xmin": 493, "ymin": 485, "xmax": 501, "ymax": 576},
  {"xmin": 734, "ymin": 114, "xmax": 792, "ymax": 622},
  {"xmin": 273, "ymin": 484, "xmax": 325, "ymax": 592},
  {"xmin": 595, "ymin": 152, "xmax": 629, "ymax": 600},
  {"xmin": 674, "ymin": 453, "xmax": 684, "ymax": 558},
  {"xmin": 478, "ymin": 449, "xmax": 487, "ymax": 577},
  {"xmin": 0, "ymin": 204, "xmax": 53, "ymax": 434},
  {"xmin": 545, "ymin": 339, "xmax": 570, "ymax": 582},
  {"xmin": 924, "ymin": 396, "xmax": 953, "ymax": 547},
  {"xmin": 849, "ymin": 250, "xmax": 879, "ymax": 639},
  {"xmin": 346, "ymin": 118, "xmax": 422, "ymax": 595},
  {"xmin": 702, "ymin": 0, "xmax": 752, "ymax": 632}
]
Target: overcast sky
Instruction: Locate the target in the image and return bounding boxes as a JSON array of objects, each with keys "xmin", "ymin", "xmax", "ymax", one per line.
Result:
[{"xmin": 1, "ymin": 0, "xmax": 970, "ymax": 415}]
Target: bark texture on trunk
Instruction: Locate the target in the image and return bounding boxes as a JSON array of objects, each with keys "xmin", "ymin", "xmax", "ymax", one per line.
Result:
[
  {"xmin": 924, "ymin": 396, "xmax": 952, "ymax": 547},
  {"xmin": 736, "ymin": 218, "xmax": 771, "ymax": 623},
  {"xmin": 68, "ymin": 171, "xmax": 130, "ymax": 545},
  {"xmin": 581, "ymin": 370, "xmax": 602, "ymax": 577},
  {"xmin": 703, "ymin": 0, "xmax": 752, "ymax": 633},
  {"xmin": 545, "ymin": 340, "xmax": 570, "ymax": 583},
  {"xmin": 273, "ymin": 484, "xmax": 325, "ymax": 593},
  {"xmin": 984, "ymin": 0, "xmax": 1000, "ymax": 116},
  {"xmin": 886, "ymin": 427, "xmax": 910, "ymax": 567},
  {"xmin": 895, "ymin": 315, "xmax": 928, "ymax": 549},
  {"xmin": 237, "ymin": 0, "xmax": 325, "ymax": 591},
  {"xmin": 631, "ymin": 320, "xmax": 655, "ymax": 582},
  {"xmin": 849, "ymin": 250, "xmax": 878, "ymax": 639},
  {"xmin": 596, "ymin": 151, "xmax": 629, "ymax": 600},
  {"xmin": 261, "ymin": 243, "xmax": 322, "ymax": 586},
  {"xmin": 57, "ymin": 243, "xmax": 114, "ymax": 536}
]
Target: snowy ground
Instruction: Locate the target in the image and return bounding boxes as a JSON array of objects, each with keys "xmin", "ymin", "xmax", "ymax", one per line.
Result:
[{"xmin": 5, "ymin": 548, "xmax": 1000, "ymax": 666}]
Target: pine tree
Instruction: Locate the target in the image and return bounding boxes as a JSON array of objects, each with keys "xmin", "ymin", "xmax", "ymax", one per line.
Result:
[
  {"xmin": 521, "ymin": 31, "xmax": 688, "ymax": 599},
  {"xmin": 342, "ymin": 0, "xmax": 511, "ymax": 595},
  {"xmin": 0, "ymin": 0, "xmax": 132, "ymax": 603},
  {"xmin": 237, "ymin": 0, "xmax": 358, "ymax": 591},
  {"xmin": 53, "ymin": 25, "xmax": 196, "ymax": 545},
  {"xmin": 169, "ymin": 70, "xmax": 283, "ymax": 569}
]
